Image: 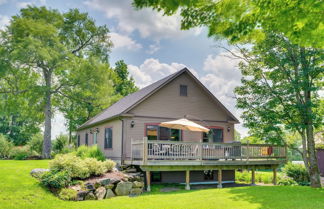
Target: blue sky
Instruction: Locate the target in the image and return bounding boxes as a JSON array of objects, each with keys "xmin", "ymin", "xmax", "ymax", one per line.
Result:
[{"xmin": 0, "ymin": 0, "xmax": 247, "ymax": 137}]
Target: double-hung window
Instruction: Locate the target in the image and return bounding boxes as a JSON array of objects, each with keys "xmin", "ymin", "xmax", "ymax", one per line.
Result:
[
  {"xmin": 203, "ymin": 128, "xmax": 223, "ymax": 143},
  {"xmin": 146, "ymin": 125, "xmax": 181, "ymax": 141},
  {"xmin": 104, "ymin": 128, "xmax": 113, "ymax": 149}
]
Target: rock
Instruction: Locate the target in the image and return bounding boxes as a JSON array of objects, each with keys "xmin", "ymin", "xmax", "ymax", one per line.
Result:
[
  {"xmin": 124, "ymin": 168, "xmax": 137, "ymax": 173},
  {"xmin": 129, "ymin": 188, "xmax": 143, "ymax": 196},
  {"xmin": 110, "ymin": 178, "xmax": 120, "ymax": 185},
  {"xmin": 100, "ymin": 178, "xmax": 110, "ymax": 186},
  {"xmin": 30, "ymin": 168, "xmax": 49, "ymax": 179},
  {"xmin": 115, "ymin": 182, "xmax": 133, "ymax": 196},
  {"xmin": 76, "ymin": 191, "xmax": 88, "ymax": 201},
  {"xmin": 105, "ymin": 184, "xmax": 115, "ymax": 190},
  {"xmin": 85, "ymin": 183, "xmax": 95, "ymax": 191},
  {"xmin": 85, "ymin": 192, "xmax": 96, "ymax": 200},
  {"xmin": 94, "ymin": 182, "xmax": 101, "ymax": 189},
  {"xmin": 132, "ymin": 181, "xmax": 144, "ymax": 188},
  {"xmin": 95, "ymin": 187, "xmax": 106, "ymax": 200},
  {"xmin": 105, "ymin": 189, "xmax": 116, "ymax": 199}
]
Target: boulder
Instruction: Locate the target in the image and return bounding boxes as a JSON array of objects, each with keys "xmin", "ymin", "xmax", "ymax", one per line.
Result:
[
  {"xmin": 105, "ymin": 184, "xmax": 115, "ymax": 190},
  {"xmin": 132, "ymin": 181, "xmax": 144, "ymax": 188},
  {"xmin": 129, "ymin": 188, "xmax": 143, "ymax": 196},
  {"xmin": 100, "ymin": 178, "xmax": 110, "ymax": 186},
  {"xmin": 105, "ymin": 189, "xmax": 116, "ymax": 199},
  {"xmin": 110, "ymin": 178, "xmax": 120, "ymax": 185},
  {"xmin": 85, "ymin": 183, "xmax": 95, "ymax": 191},
  {"xmin": 115, "ymin": 182, "xmax": 133, "ymax": 196},
  {"xmin": 85, "ymin": 192, "xmax": 96, "ymax": 200},
  {"xmin": 30, "ymin": 168, "xmax": 49, "ymax": 179},
  {"xmin": 76, "ymin": 191, "xmax": 88, "ymax": 201},
  {"xmin": 95, "ymin": 187, "xmax": 106, "ymax": 200}
]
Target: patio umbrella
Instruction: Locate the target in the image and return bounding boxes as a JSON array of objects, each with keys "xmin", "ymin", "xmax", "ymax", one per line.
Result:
[{"xmin": 159, "ymin": 118, "xmax": 209, "ymax": 133}]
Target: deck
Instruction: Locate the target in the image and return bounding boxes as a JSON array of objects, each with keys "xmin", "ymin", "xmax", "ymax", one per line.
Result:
[
  {"xmin": 131, "ymin": 137, "xmax": 287, "ymax": 168},
  {"xmin": 130, "ymin": 137, "xmax": 287, "ymax": 191}
]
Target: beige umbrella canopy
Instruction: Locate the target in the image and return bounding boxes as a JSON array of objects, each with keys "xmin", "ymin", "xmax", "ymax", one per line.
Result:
[{"xmin": 159, "ymin": 118, "xmax": 210, "ymax": 133}]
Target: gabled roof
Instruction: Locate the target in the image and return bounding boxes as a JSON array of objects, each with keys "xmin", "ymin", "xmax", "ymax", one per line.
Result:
[{"xmin": 78, "ymin": 68, "xmax": 239, "ymax": 130}]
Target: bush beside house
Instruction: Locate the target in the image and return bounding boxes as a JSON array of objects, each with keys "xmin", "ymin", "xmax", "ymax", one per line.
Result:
[{"xmin": 31, "ymin": 146, "xmax": 144, "ymax": 201}]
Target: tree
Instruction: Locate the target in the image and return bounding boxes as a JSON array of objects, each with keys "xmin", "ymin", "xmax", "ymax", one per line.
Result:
[
  {"xmin": 113, "ymin": 60, "xmax": 138, "ymax": 97},
  {"xmin": 234, "ymin": 33, "xmax": 323, "ymax": 187},
  {"xmin": 133, "ymin": 0, "xmax": 324, "ymax": 48},
  {"xmin": 0, "ymin": 7, "xmax": 113, "ymax": 158}
]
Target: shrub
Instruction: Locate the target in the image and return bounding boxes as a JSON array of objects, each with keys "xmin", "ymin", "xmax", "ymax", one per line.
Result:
[
  {"xmin": 103, "ymin": 160, "xmax": 116, "ymax": 172},
  {"xmin": 84, "ymin": 158, "xmax": 106, "ymax": 176},
  {"xmin": 10, "ymin": 146, "xmax": 32, "ymax": 160},
  {"xmin": 76, "ymin": 145, "xmax": 106, "ymax": 161},
  {"xmin": 282, "ymin": 162, "xmax": 310, "ymax": 185},
  {"xmin": 278, "ymin": 176, "xmax": 298, "ymax": 186},
  {"xmin": 27, "ymin": 133, "xmax": 43, "ymax": 155},
  {"xmin": 0, "ymin": 134, "xmax": 13, "ymax": 159},
  {"xmin": 41, "ymin": 171, "xmax": 71, "ymax": 189},
  {"xmin": 49, "ymin": 154, "xmax": 90, "ymax": 179},
  {"xmin": 52, "ymin": 135, "xmax": 73, "ymax": 154},
  {"xmin": 58, "ymin": 188, "xmax": 77, "ymax": 200}
]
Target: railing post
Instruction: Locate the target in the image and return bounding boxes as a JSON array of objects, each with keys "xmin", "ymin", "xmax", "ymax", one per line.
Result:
[
  {"xmin": 200, "ymin": 143, "xmax": 203, "ymax": 161},
  {"xmin": 143, "ymin": 137, "xmax": 148, "ymax": 164},
  {"xmin": 246, "ymin": 140, "xmax": 250, "ymax": 162}
]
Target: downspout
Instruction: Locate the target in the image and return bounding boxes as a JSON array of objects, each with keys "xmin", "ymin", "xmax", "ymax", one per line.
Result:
[{"xmin": 121, "ymin": 118, "xmax": 124, "ymax": 165}]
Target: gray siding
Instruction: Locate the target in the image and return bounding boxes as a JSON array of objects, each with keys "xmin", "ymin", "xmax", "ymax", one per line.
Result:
[{"xmin": 77, "ymin": 119, "xmax": 122, "ymax": 163}]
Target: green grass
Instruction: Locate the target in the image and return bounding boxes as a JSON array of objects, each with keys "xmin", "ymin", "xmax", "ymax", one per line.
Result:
[{"xmin": 1, "ymin": 160, "xmax": 324, "ymax": 209}]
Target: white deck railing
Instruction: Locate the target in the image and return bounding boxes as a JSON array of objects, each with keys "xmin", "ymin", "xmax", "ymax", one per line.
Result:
[{"xmin": 131, "ymin": 137, "xmax": 287, "ymax": 163}]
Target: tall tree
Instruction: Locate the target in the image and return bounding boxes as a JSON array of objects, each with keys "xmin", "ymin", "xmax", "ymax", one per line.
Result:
[
  {"xmin": 0, "ymin": 7, "xmax": 112, "ymax": 158},
  {"xmin": 234, "ymin": 33, "xmax": 323, "ymax": 187},
  {"xmin": 133, "ymin": 0, "xmax": 324, "ymax": 48},
  {"xmin": 113, "ymin": 60, "xmax": 138, "ymax": 97}
]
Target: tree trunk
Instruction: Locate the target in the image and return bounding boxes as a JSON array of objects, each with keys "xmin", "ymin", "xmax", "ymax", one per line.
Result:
[
  {"xmin": 42, "ymin": 71, "xmax": 52, "ymax": 159},
  {"xmin": 306, "ymin": 123, "xmax": 321, "ymax": 187},
  {"xmin": 301, "ymin": 130, "xmax": 310, "ymax": 172}
]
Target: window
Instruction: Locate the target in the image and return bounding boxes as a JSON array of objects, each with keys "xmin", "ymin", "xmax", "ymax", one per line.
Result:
[
  {"xmin": 203, "ymin": 128, "xmax": 223, "ymax": 143},
  {"xmin": 104, "ymin": 128, "xmax": 113, "ymax": 149},
  {"xmin": 77, "ymin": 135, "xmax": 80, "ymax": 147},
  {"xmin": 85, "ymin": 133, "xmax": 88, "ymax": 146},
  {"xmin": 93, "ymin": 132, "xmax": 97, "ymax": 144},
  {"xmin": 146, "ymin": 125, "xmax": 181, "ymax": 141},
  {"xmin": 180, "ymin": 84, "xmax": 187, "ymax": 96}
]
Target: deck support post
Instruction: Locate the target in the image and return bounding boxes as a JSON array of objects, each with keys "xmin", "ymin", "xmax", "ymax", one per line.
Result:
[
  {"xmin": 273, "ymin": 167, "xmax": 277, "ymax": 185},
  {"xmin": 185, "ymin": 170, "xmax": 190, "ymax": 190},
  {"xmin": 217, "ymin": 169, "xmax": 222, "ymax": 188},
  {"xmin": 146, "ymin": 171, "xmax": 151, "ymax": 192},
  {"xmin": 251, "ymin": 168, "xmax": 256, "ymax": 185}
]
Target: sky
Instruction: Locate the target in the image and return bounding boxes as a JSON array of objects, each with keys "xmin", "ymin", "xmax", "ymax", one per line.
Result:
[{"xmin": 0, "ymin": 0, "xmax": 248, "ymax": 138}]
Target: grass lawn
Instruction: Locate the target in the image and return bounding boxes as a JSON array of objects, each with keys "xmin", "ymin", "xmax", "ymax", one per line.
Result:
[{"xmin": 1, "ymin": 160, "xmax": 324, "ymax": 209}]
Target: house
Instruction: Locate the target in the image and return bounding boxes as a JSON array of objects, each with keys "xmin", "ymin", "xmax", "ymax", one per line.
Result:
[{"xmin": 76, "ymin": 68, "xmax": 286, "ymax": 190}]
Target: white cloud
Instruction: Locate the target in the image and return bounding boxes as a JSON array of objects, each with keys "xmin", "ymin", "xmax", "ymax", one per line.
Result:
[
  {"xmin": 84, "ymin": 0, "xmax": 201, "ymax": 41},
  {"xmin": 128, "ymin": 58, "xmax": 196, "ymax": 88},
  {"xmin": 16, "ymin": 1, "xmax": 33, "ymax": 8},
  {"xmin": 110, "ymin": 32, "xmax": 142, "ymax": 50},
  {"xmin": 0, "ymin": 15, "xmax": 9, "ymax": 30},
  {"xmin": 146, "ymin": 42, "xmax": 160, "ymax": 54}
]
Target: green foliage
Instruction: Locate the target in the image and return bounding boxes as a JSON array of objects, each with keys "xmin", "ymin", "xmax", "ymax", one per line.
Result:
[
  {"xmin": 236, "ymin": 171, "xmax": 280, "ymax": 184},
  {"xmin": 103, "ymin": 160, "xmax": 116, "ymax": 172},
  {"xmin": 113, "ymin": 60, "xmax": 138, "ymax": 97},
  {"xmin": 27, "ymin": 133, "xmax": 43, "ymax": 155},
  {"xmin": 240, "ymin": 136, "xmax": 263, "ymax": 144},
  {"xmin": 133, "ymin": 0, "xmax": 324, "ymax": 48},
  {"xmin": 282, "ymin": 163, "xmax": 310, "ymax": 185},
  {"xmin": 278, "ymin": 176, "xmax": 298, "ymax": 186},
  {"xmin": 4, "ymin": 160, "xmax": 324, "ymax": 209},
  {"xmin": 49, "ymin": 154, "xmax": 90, "ymax": 179},
  {"xmin": 83, "ymin": 158, "xmax": 106, "ymax": 176},
  {"xmin": 58, "ymin": 188, "xmax": 77, "ymax": 201},
  {"xmin": 0, "ymin": 134, "xmax": 13, "ymax": 159},
  {"xmin": 76, "ymin": 145, "xmax": 106, "ymax": 161},
  {"xmin": 52, "ymin": 134, "xmax": 73, "ymax": 155},
  {"xmin": 40, "ymin": 170, "xmax": 71, "ymax": 189},
  {"xmin": 10, "ymin": 146, "xmax": 33, "ymax": 160},
  {"xmin": 315, "ymin": 144, "xmax": 324, "ymax": 149}
]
